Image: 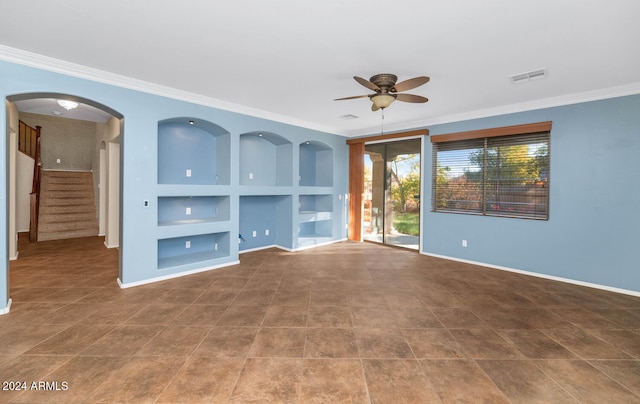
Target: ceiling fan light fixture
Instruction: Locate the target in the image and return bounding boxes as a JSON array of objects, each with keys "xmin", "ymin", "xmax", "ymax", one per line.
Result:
[
  {"xmin": 371, "ymin": 93, "xmax": 396, "ymax": 109},
  {"xmin": 57, "ymin": 99, "xmax": 79, "ymax": 110}
]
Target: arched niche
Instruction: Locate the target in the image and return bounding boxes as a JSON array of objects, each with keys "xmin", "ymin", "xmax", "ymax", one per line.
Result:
[
  {"xmin": 157, "ymin": 117, "xmax": 230, "ymax": 185},
  {"xmin": 239, "ymin": 131, "xmax": 293, "ymax": 186},
  {"xmin": 299, "ymin": 140, "xmax": 333, "ymax": 187}
]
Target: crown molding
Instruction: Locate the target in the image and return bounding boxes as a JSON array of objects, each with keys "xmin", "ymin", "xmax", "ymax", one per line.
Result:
[
  {"xmin": 3, "ymin": 45, "xmax": 639, "ymax": 139},
  {"xmin": 346, "ymin": 81, "xmax": 640, "ymax": 137},
  {"xmin": 0, "ymin": 45, "xmax": 344, "ymax": 135}
]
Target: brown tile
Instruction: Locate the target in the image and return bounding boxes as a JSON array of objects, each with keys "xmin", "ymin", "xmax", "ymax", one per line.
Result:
[
  {"xmin": 402, "ymin": 329, "xmax": 467, "ymax": 359},
  {"xmin": 309, "ymin": 289, "xmax": 348, "ymax": 306},
  {"xmin": 589, "ymin": 360, "xmax": 640, "ymax": 396},
  {"xmin": 135, "ymin": 325, "xmax": 209, "ymax": 356},
  {"xmin": 449, "ymin": 328, "xmax": 525, "ymax": 359},
  {"xmin": 172, "ymin": 304, "xmax": 227, "ymax": 326},
  {"xmin": 123, "ymin": 303, "xmax": 185, "ymax": 325},
  {"xmin": 478, "ymin": 359, "xmax": 578, "ymax": 403},
  {"xmin": 10, "ymin": 356, "xmax": 128, "ymax": 403},
  {"xmin": 87, "ymin": 356, "xmax": 186, "ymax": 403},
  {"xmin": 535, "ymin": 359, "xmax": 640, "ymax": 403},
  {"xmin": 354, "ymin": 328, "xmax": 414, "ymax": 359},
  {"xmin": 301, "ymin": 359, "xmax": 370, "ymax": 403},
  {"xmin": 511, "ymin": 308, "xmax": 575, "ymax": 329},
  {"xmin": 472, "ymin": 309, "xmax": 537, "ymax": 329},
  {"xmin": 0, "ymin": 355, "xmax": 72, "ymax": 402},
  {"xmin": 542, "ymin": 327, "xmax": 632, "ymax": 359},
  {"xmin": 271, "ymin": 289, "xmax": 310, "ymax": 306},
  {"xmin": 77, "ymin": 302, "xmax": 146, "ymax": 325},
  {"xmin": 393, "ymin": 307, "xmax": 443, "ymax": 328},
  {"xmin": 347, "ymin": 291, "xmax": 388, "ymax": 307},
  {"xmin": 192, "ymin": 289, "xmax": 239, "ymax": 305},
  {"xmin": 362, "ymin": 359, "xmax": 440, "ymax": 403},
  {"xmin": 586, "ymin": 329, "xmax": 640, "ymax": 358},
  {"xmin": 497, "ymin": 329, "xmax": 578, "ymax": 359},
  {"xmin": 305, "ymin": 328, "xmax": 358, "ymax": 358},
  {"xmin": 216, "ymin": 305, "xmax": 267, "ymax": 326},
  {"xmin": 308, "ymin": 306, "xmax": 352, "ymax": 327},
  {"xmin": 248, "ymin": 327, "xmax": 306, "ymax": 358},
  {"xmin": 192, "ymin": 327, "xmax": 258, "ymax": 357},
  {"xmin": 230, "ymin": 358, "xmax": 302, "ymax": 403},
  {"xmin": 552, "ymin": 308, "xmax": 620, "ymax": 329},
  {"xmin": 232, "ymin": 289, "xmax": 275, "ymax": 306},
  {"xmin": 262, "ymin": 305, "xmax": 307, "ymax": 327},
  {"xmin": 80, "ymin": 325, "xmax": 163, "ymax": 356},
  {"xmin": 155, "ymin": 287, "xmax": 205, "ymax": 304},
  {"xmin": 156, "ymin": 357, "xmax": 245, "ymax": 403},
  {"xmin": 208, "ymin": 276, "xmax": 249, "ymax": 289},
  {"xmin": 432, "ymin": 307, "xmax": 489, "ymax": 328},
  {"xmin": 420, "ymin": 359, "xmax": 510, "ymax": 403},
  {"xmin": 589, "ymin": 309, "xmax": 640, "ymax": 329},
  {"xmin": 0, "ymin": 324, "xmax": 68, "ymax": 355},
  {"xmin": 25, "ymin": 324, "xmax": 114, "ymax": 355},
  {"xmin": 350, "ymin": 307, "xmax": 398, "ymax": 328}
]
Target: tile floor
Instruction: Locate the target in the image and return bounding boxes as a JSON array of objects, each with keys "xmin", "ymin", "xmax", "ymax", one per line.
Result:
[{"xmin": 1, "ymin": 235, "xmax": 639, "ymax": 403}]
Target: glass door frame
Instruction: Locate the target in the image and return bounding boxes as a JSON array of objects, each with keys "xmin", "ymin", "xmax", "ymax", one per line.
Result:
[{"xmin": 363, "ymin": 136, "xmax": 423, "ymax": 250}]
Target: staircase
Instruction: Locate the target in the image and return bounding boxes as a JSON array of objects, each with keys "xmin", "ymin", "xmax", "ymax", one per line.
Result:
[{"xmin": 37, "ymin": 171, "xmax": 99, "ymax": 241}]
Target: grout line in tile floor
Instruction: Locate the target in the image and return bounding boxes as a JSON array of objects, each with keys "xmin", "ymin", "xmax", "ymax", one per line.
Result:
[{"xmin": 1, "ymin": 234, "xmax": 639, "ymax": 403}]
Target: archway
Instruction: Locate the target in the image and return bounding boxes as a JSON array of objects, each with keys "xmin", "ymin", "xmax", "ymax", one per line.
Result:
[{"xmin": 4, "ymin": 92, "xmax": 124, "ymax": 309}]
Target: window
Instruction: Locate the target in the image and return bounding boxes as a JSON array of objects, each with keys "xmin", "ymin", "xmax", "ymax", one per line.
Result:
[{"xmin": 431, "ymin": 122, "xmax": 551, "ymax": 220}]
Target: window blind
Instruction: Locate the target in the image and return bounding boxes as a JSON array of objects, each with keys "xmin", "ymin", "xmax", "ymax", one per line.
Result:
[{"xmin": 432, "ymin": 131, "xmax": 550, "ymax": 219}]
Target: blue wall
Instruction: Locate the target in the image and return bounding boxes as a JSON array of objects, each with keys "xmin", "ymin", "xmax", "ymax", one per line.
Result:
[
  {"xmin": 421, "ymin": 95, "xmax": 640, "ymax": 293},
  {"xmin": 0, "ymin": 59, "xmax": 349, "ymax": 312}
]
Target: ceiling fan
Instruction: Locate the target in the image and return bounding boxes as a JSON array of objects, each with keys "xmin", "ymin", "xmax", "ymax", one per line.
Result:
[{"xmin": 335, "ymin": 73, "xmax": 430, "ymax": 111}]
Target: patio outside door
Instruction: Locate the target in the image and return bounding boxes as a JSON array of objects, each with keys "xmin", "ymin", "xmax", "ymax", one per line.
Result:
[{"xmin": 363, "ymin": 138, "xmax": 421, "ymax": 249}]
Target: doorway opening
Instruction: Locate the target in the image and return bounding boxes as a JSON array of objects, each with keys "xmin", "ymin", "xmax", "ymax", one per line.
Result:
[
  {"xmin": 5, "ymin": 93, "xmax": 123, "ymax": 301},
  {"xmin": 363, "ymin": 138, "xmax": 421, "ymax": 250}
]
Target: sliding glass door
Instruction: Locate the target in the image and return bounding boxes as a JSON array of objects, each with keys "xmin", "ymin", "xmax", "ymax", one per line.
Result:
[{"xmin": 363, "ymin": 138, "xmax": 421, "ymax": 249}]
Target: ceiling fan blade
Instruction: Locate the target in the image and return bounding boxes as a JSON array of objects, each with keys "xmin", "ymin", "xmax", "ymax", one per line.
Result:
[
  {"xmin": 354, "ymin": 76, "xmax": 380, "ymax": 92},
  {"xmin": 391, "ymin": 76, "xmax": 430, "ymax": 92},
  {"xmin": 396, "ymin": 93, "xmax": 429, "ymax": 103},
  {"xmin": 334, "ymin": 94, "xmax": 371, "ymax": 101}
]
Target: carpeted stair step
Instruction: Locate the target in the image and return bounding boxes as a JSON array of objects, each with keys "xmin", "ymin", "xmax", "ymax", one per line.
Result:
[{"xmin": 37, "ymin": 170, "xmax": 98, "ymax": 242}]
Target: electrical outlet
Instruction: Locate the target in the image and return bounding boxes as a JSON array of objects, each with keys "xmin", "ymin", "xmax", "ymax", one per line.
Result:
[
  {"xmin": 186, "ymin": 207, "xmax": 191, "ymax": 215},
  {"xmin": 185, "ymin": 240, "xmax": 191, "ymax": 249},
  {"xmin": 252, "ymin": 231, "xmax": 257, "ymax": 237},
  {"xmin": 214, "ymin": 243, "xmax": 218, "ymax": 251},
  {"xmin": 143, "ymin": 200, "xmax": 149, "ymax": 208},
  {"xmin": 186, "ymin": 169, "xmax": 192, "ymax": 177},
  {"xmin": 56, "ymin": 159, "xmax": 61, "ymax": 164},
  {"xmin": 462, "ymin": 240, "xmax": 468, "ymax": 247},
  {"xmin": 249, "ymin": 172, "xmax": 254, "ymax": 180},
  {"xmin": 265, "ymin": 229, "xmax": 269, "ymax": 236}
]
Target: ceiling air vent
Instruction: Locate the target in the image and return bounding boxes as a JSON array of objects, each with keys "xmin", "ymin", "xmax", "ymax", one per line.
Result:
[
  {"xmin": 339, "ymin": 114, "xmax": 359, "ymax": 120},
  {"xmin": 510, "ymin": 68, "xmax": 547, "ymax": 84}
]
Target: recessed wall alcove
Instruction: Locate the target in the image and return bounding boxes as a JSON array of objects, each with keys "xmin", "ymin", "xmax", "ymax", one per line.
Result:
[
  {"xmin": 299, "ymin": 140, "xmax": 333, "ymax": 187},
  {"xmin": 158, "ymin": 117, "xmax": 230, "ymax": 185},
  {"xmin": 239, "ymin": 131, "xmax": 293, "ymax": 186}
]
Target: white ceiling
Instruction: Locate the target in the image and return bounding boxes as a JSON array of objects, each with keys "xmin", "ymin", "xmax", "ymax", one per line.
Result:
[{"xmin": 1, "ymin": 0, "xmax": 639, "ymax": 136}]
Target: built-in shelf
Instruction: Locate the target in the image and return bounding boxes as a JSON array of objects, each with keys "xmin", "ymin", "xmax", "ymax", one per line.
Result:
[
  {"xmin": 239, "ymin": 195, "xmax": 292, "ymax": 251},
  {"xmin": 157, "ymin": 232, "xmax": 230, "ymax": 270},
  {"xmin": 299, "ymin": 140, "xmax": 333, "ymax": 187},
  {"xmin": 158, "ymin": 118, "xmax": 230, "ymax": 185},
  {"xmin": 299, "ymin": 194, "xmax": 332, "ymax": 214},
  {"xmin": 158, "ymin": 196, "xmax": 230, "ymax": 227},
  {"xmin": 239, "ymin": 132, "xmax": 293, "ymax": 186},
  {"xmin": 298, "ymin": 220, "xmax": 333, "ymax": 238}
]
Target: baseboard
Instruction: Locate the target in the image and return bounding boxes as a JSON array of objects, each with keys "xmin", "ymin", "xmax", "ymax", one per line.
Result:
[
  {"xmin": 238, "ymin": 238, "xmax": 348, "ymax": 254},
  {"xmin": 104, "ymin": 241, "xmax": 119, "ymax": 249},
  {"xmin": 421, "ymin": 252, "xmax": 640, "ymax": 297},
  {"xmin": 117, "ymin": 260, "xmax": 240, "ymax": 289},
  {"xmin": 0, "ymin": 299, "xmax": 13, "ymax": 315}
]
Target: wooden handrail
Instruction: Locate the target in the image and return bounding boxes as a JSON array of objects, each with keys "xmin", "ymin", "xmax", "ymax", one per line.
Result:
[{"xmin": 28, "ymin": 124, "xmax": 42, "ymax": 243}]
